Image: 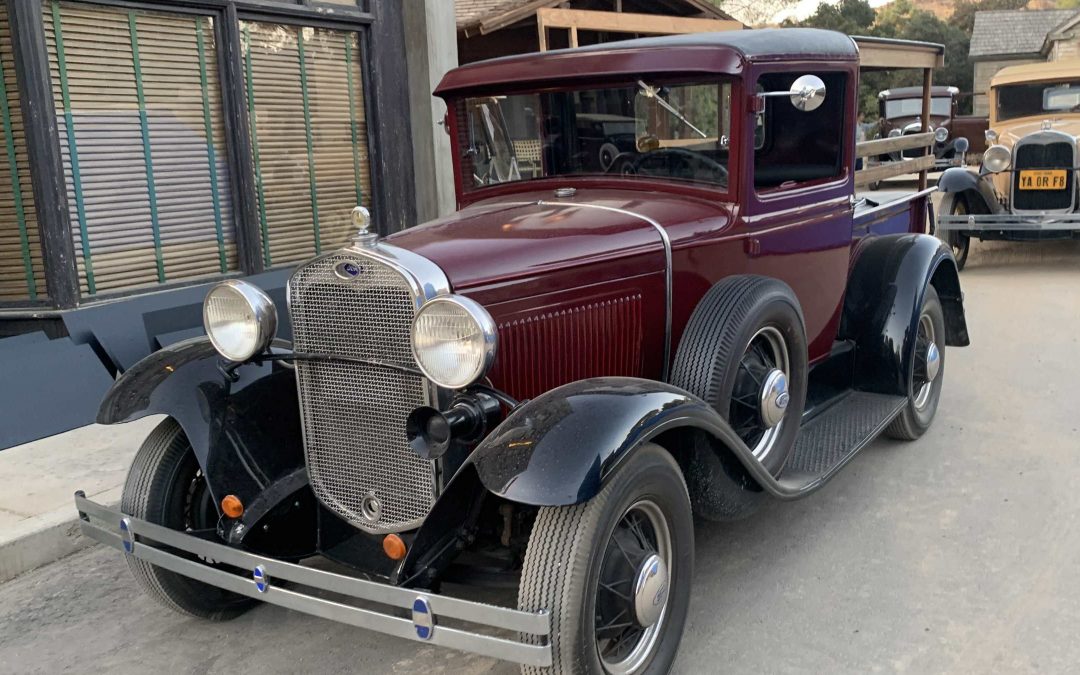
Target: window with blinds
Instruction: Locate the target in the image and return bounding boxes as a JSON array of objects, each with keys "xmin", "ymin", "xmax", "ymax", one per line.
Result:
[
  {"xmin": 45, "ymin": 1, "xmax": 237, "ymax": 296},
  {"xmin": 241, "ymin": 22, "xmax": 371, "ymax": 267},
  {"xmin": 0, "ymin": 13, "xmax": 47, "ymax": 301}
]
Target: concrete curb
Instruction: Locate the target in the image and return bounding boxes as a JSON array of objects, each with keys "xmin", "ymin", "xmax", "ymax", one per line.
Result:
[{"xmin": 0, "ymin": 486, "xmax": 121, "ymax": 584}]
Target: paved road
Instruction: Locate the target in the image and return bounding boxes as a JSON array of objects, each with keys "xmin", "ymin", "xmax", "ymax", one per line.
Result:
[{"xmin": 2, "ymin": 237, "xmax": 1079, "ymax": 674}]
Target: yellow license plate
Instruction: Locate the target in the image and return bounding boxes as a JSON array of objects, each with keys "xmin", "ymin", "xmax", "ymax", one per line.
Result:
[{"xmin": 1018, "ymin": 169, "xmax": 1068, "ymax": 190}]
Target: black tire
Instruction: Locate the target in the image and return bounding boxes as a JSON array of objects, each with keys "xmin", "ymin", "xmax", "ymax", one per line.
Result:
[
  {"xmin": 886, "ymin": 285, "xmax": 945, "ymax": 441},
  {"xmin": 518, "ymin": 444, "xmax": 693, "ymax": 675},
  {"xmin": 672, "ymin": 276, "xmax": 808, "ymax": 476},
  {"xmin": 121, "ymin": 418, "xmax": 256, "ymax": 620},
  {"xmin": 939, "ymin": 193, "xmax": 970, "ymax": 271}
]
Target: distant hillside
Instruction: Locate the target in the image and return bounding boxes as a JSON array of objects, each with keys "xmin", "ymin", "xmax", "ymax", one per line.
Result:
[{"xmin": 873, "ymin": 0, "xmax": 1060, "ymax": 20}]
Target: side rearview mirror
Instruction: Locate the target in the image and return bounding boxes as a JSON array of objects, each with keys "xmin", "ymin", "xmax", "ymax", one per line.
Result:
[{"xmin": 756, "ymin": 74, "xmax": 827, "ymax": 113}]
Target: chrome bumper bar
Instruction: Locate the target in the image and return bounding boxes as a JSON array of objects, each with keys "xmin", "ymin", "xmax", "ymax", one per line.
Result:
[
  {"xmin": 937, "ymin": 213, "xmax": 1080, "ymax": 231},
  {"xmin": 74, "ymin": 493, "xmax": 552, "ymax": 667}
]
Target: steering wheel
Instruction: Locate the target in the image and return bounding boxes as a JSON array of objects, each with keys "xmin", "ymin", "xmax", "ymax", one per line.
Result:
[{"xmin": 634, "ymin": 147, "xmax": 729, "ymax": 183}]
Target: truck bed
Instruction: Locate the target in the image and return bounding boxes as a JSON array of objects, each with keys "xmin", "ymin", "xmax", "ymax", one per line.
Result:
[{"xmin": 853, "ymin": 187, "xmax": 936, "ymax": 237}]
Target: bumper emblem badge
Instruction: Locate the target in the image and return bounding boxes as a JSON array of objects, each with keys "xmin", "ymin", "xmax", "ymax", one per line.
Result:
[
  {"xmin": 119, "ymin": 517, "xmax": 134, "ymax": 554},
  {"xmin": 412, "ymin": 597, "xmax": 435, "ymax": 640},
  {"xmin": 253, "ymin": 565, "xmax": 270, "ymax": 593}
]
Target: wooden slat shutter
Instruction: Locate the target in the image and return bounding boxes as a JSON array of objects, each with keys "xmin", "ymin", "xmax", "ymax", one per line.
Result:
[
  {"xmin": 242, "ymin": 22, "xmax": 371, "ymax": 267},
  {"xmin": 0, "ymin": 12, "xmax": 47, "ymax": 301},
  {"xmin": 44, "ymin": 1, "xmax": 236, "ymax": 296}
]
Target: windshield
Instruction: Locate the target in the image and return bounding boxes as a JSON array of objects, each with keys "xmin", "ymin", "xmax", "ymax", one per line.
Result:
[
  {"xmin": 884, "ymin": 97, "xmax": 951, "ymax": 119},
  {"xmin": 995, "ymin": 80, "xmax": 1080, "ymax": 121},
  {"xmin": 455, "ymin": 79, "xmax": 733, "ymax": 192}
]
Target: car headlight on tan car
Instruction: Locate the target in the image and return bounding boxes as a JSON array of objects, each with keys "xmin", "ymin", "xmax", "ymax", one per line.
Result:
[
  {"xmin": 411, "ymin": 295, "xmax": 497, "ymax": 389},
  {"xmin": 203, "ymin": 280, "xmax": 278, "ymax": 362},
  {"xmin": 934, "ymin": 126, "xmax": 949, "ymax": 143},
  {"xmin": 983, "ymin": 144, "xmax": 1011, "ymax": 173}
]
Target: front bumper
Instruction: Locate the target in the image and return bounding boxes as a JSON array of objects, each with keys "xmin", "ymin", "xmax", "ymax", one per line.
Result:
[
  {"xmin": 75, "ymin": 493, "xmax": 552, "ymax": 667},
  {"xmin": 937, "ymin": 212, "xmax": 1080, "ymax": 231}
]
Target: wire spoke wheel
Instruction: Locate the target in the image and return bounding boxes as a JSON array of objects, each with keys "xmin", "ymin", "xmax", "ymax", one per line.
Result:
[
  {"xmin": 595, "ymin": 500, "xmax": 673, "ymax": 674},
  {"xmin": 729, "ymin": 325, "xmax": 790, "ymax": 460}
]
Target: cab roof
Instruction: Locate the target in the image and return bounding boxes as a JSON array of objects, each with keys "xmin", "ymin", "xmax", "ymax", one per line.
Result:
[
  {"xmin": 991, "ymin": 59, "xmax": 1080, "ymax": 87},
  {"xmin": 435, "ymin": 28, "xmax": 858, "ymax": 97}
]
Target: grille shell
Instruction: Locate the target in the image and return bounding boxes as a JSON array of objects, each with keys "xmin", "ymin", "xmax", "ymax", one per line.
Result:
[
  {"xmin": 289, "ymin": 249, "xmax": 439, "ymax": 534},
  {"xmin": 1011, "ymin": 132, "xmax": 1077, "ymax": 213}
]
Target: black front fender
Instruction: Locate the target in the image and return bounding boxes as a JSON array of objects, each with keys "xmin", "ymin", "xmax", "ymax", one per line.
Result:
[
  {"xmin": 937, "ymin": 167, "xmax": 1002, "ymax": 213},
  {"xmin": 98, "ymin": 337, "xmax": 304, "ymax": 509},
  {"xmin": 468, "ymin": 377, "xmax": 766, "ymax": 506},
  {"xmin": 840, "ymin": 234, "xmax": 969, "ymax": 396}
]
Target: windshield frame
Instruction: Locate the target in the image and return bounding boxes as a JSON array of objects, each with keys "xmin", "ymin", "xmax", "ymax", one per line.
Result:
[{"xmin": 447, "ymin": 76, "xmax": 741, "ymax": 205}]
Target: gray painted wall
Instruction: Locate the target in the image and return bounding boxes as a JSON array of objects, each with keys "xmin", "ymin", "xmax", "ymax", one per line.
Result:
[{"xmin": 404, "ymin": 0, "xmax": 458, "ymax": 223}]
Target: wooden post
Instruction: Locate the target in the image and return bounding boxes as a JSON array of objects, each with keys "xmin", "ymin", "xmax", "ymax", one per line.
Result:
[
  {"xmin": 569, "ymin": 26, "xmax": 578, "ymax": 48},
  {"xmin": 919, "ymin": 67, "xmax": 932, "ymax": 192},
  {"xmin": 537, "ymin": 13, "xmax": 547, "ymax": 51}
]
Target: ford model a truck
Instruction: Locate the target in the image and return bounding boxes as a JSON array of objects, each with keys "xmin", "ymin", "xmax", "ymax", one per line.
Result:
[
  {"xmin": 878, "ymin": 85, "xmax": 979, "ymax": 169},
  {"xmin": 76, "ymin": 30, "xmax": 968, "ymax": 674},
  {"xmin": 937, "ymin": 59, "xmax": 1080, "ymax": 270}
]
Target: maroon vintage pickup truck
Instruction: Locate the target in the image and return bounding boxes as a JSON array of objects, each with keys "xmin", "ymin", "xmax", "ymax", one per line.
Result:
[{"xmin": 76, "ymin": 29, "xmax": 968, "ymax": 673}]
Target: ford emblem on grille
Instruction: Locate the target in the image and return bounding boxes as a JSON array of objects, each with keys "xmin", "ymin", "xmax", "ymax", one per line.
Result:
[
  {"xmin": 334, "ymin": 261, "xmax": 362, "ymax": 280},
  {"xmin": 412, "ymin": 597, "xmax": 434, "ymax": 639}
]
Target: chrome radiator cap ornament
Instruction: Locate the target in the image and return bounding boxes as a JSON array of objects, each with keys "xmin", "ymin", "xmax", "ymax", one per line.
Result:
[{"xmin": 352, "ymin": 206, "xmax": 378, "ymax": 247}]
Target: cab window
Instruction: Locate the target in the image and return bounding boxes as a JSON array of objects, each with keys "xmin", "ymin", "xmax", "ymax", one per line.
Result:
[{"xmin": 754, "ymin": 71, "xmax": 847, "ymax": 190}]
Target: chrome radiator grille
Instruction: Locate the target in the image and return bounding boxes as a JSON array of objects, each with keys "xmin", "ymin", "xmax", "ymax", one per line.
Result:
[{"xmin": 289, "ymin": 251, "xmax": 435, "ymax": 533}]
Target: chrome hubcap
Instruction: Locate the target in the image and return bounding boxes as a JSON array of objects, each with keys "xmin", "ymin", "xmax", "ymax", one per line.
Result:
[
  {"xmin": 632, "ymin": 553, "xmax": 668, "ymax": 628},
  {"xmin": 595, "ymin": 500, "xmax": 672, "ymax": 674},
  {"xmin": 913, "ymin": 313, "xmax": 939, "ymax": 410},
  {"xmin": 759, "ymin": 368, "xmax": 790, "ymax": 429},
  {"xmin": 731, "ymin": 326, "xmax": 791, "ymax": 460}
]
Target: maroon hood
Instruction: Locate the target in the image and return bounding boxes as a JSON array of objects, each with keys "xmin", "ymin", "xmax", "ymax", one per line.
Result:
[{"xmin": 385, "ymin": 188, "xmax": 727, "ymax": 297}]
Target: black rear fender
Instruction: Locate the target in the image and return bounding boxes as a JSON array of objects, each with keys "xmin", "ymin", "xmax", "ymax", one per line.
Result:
[
  {"xmin": 98, "ymin": 337, "xmax": 304, "ymax": 513},
  {"xmin": 839, "ymin": 234, "xmax": 969, "ymax": 396}
]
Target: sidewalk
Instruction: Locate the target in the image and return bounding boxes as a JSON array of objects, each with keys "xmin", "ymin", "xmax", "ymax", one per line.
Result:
[{"xmin": 0, "ymin": 416, "xmax": 161, "ymax": 583}]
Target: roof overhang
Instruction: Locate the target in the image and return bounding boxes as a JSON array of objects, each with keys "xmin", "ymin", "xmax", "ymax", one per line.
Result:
[{"xmin": 853, "ymin": 35, "xmax": 944, "ymax": 71}]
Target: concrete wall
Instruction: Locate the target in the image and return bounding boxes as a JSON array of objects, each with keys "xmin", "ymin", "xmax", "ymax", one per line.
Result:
[
  {"xmin": 973, "ymin": 57, "xmax": 1041, "ymax": 116},
  {"xmin": 404, "ymin": 0, "xmax": 458, "ymax": 222}
]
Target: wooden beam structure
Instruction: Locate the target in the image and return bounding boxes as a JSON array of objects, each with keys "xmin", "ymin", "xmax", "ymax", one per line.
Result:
[
  {"xmin": 855, "ymin": 132, "xmax": 935, "ymax": 158},
  {"xmin": 853, "ymin": 36, "xmax": 944, "ymax": 70},
  {"xmin": 536, "ymin": 7, "xmax": 741, "ymax": 52}
]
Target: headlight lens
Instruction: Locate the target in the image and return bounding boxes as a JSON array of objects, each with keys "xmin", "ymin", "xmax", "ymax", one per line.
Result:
[
  {"xmin": 411, "ymin": 295, "xmax": 496, "ymax": 389},
  {"xmin": 203, "ymin": 280, "xmax": 277, "ymax": 362},
  {"xmin": 888, "ymin": 128, "xmax": 902, "ymax": 138},
  {"xmin": 934, "ymin": 126, "xmax": 949, "ymax": 143},
  {"xmin": 985, "ymin": 129, "xmax": 998, "ymax": 144},
  {"xmin": 983, "ymin": 144, "xmax": 1011, "ymax": 173}
]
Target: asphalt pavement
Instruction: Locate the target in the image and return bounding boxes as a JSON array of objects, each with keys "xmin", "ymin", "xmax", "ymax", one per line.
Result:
[{"xmin": 1, "ymin": 234, "xmax": 1078, "ymax": 674}]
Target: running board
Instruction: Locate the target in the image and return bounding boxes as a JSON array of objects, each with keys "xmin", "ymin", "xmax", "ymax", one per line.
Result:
[{"xmin": 775, "ymin": 392, "xmax": 907, "ymax": 495}]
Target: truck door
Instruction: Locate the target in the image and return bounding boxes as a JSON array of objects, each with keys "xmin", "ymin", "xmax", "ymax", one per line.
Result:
[{"xmin": 742, "ymin": 69, "xmax": 855, "ymax": 364}]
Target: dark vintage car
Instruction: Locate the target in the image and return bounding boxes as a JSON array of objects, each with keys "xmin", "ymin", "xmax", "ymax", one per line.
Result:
[
  {"xmin": 937, "ymin": 60, "xmax": 1080, "ymax": 269},
  {"xmin": 76, "ymin": 29, "xmax": 968, "ymax": 673},
  {"xmin": 878, "ymin": 85, "xmax": 985, "ymax": 169}
]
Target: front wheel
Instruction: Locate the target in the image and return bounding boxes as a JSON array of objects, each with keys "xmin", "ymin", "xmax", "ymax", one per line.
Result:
[
  {"xmin": 121, "ymin": 418, "xmax": 255, "ymax": 620},
  {"xmin": 886, "ymin": 285, "xmax": 946, "ymax": 441},
  {"xmin": 518, "ymin": 444, "xmax": 693, "ymax": 675},
  {"xmin": 939, "ymin": 194, "xmax": 971, "ymax": 271}
]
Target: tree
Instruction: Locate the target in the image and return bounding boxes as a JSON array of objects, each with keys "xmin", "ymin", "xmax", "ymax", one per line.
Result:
[
  {"xmin": 710, "ymin": 0, "xmax": 800, "ymax": 27},
  {"xmin": 782, "ymin": 0, "xmax": 876, "ymax": 33}
]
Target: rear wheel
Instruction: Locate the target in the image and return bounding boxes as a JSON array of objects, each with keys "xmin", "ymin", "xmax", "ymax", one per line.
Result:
[
  {"xmin": 940, "ymin": 194, "xmax": 970, "ymax": 271},
  {"xmin": 121, "ymin": 418, "xmax": 255, "ymax": 620},
  {"xmin": 518, "ymin": 444, "xmax": 693, "ymax": 675},
  {"xmin": 886, "ymin": 285, "xmax": 945, "ymax": 441}
]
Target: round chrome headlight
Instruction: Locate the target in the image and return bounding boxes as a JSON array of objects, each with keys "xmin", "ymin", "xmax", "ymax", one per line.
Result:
[
  {"xmin": 983, "ymin": 144, "xmax": 1011, "ymax": 173},
  {"xmin": 985, "ymin": 129, "xmax": 998, "ymax": 144},
  {"xmin": 203, "ymin": 280, "xmax": 277, "ymax": 362},
  {"xmin": 888, "ymin": 128, "xmax": 902, "ymax": 138},
  {"xmin": 411, "ymin": 295, "xmax": 496, "ymax": 389},
  {"xmin": 954, "ymin": 137, "xmax": 970, "ymax": 154},
  {"xmin": 934, "ymin": 126, "xmax": 949, "ymax": 143}
]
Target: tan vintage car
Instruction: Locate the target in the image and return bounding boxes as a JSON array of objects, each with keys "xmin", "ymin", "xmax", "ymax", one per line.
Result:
[{"xmin": 936, "ymin": 60, "xmax": 1080, "ymax": 269}]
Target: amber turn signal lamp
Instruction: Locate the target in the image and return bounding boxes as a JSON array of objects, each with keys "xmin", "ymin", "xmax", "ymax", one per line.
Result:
[
  {"xmin": 221, "ymin": 494, "xmax": 244, "ymax": 519},
  {"xmin": 383, "ymin": 534, "xmax": 407, "ymax": 561}
]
